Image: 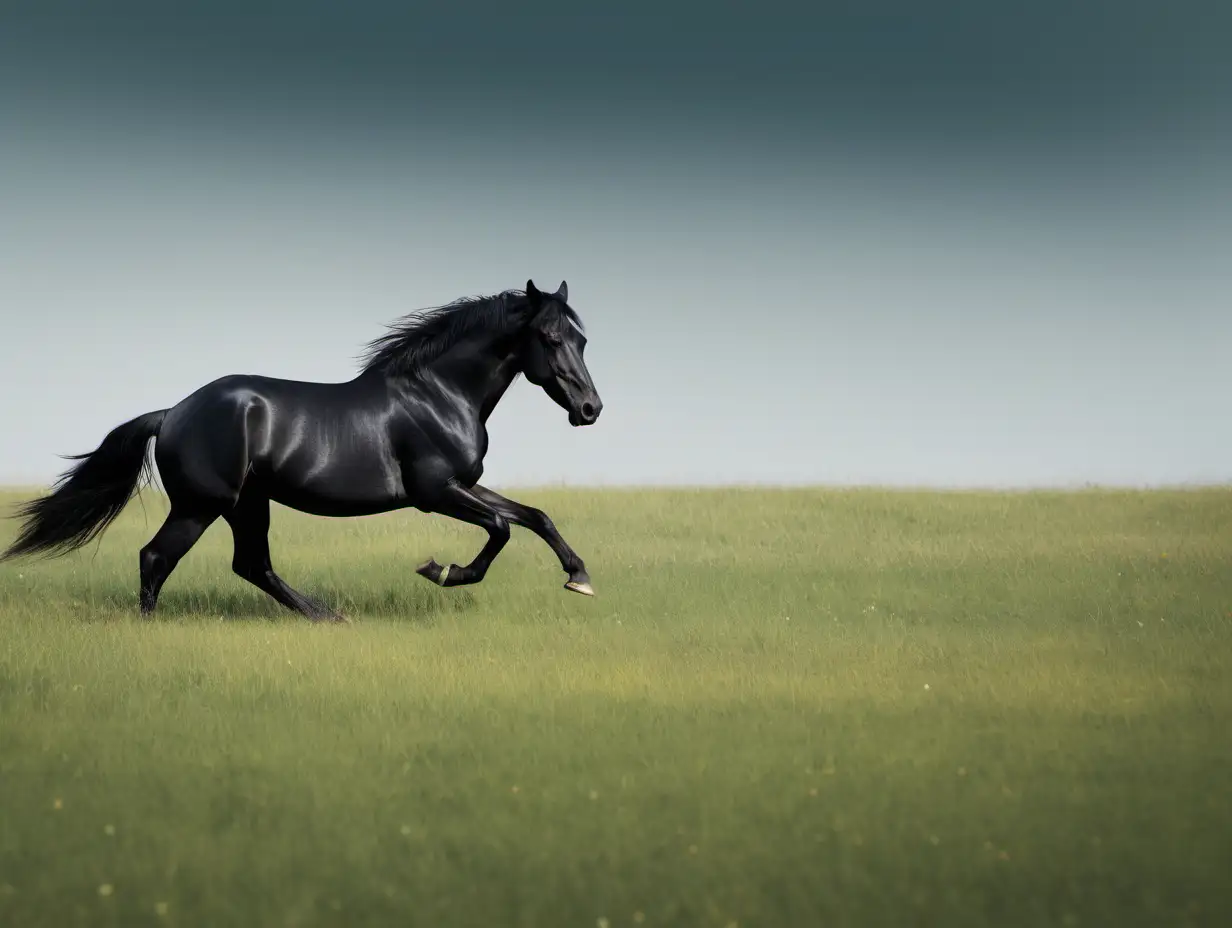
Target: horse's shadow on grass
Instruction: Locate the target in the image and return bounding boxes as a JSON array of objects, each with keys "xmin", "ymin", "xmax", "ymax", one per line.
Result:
[{"xmin": 91, "ymin": 582, "xmax": 473, "ymax": 626}]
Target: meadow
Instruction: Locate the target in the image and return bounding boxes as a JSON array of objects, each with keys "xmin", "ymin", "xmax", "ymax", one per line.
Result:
[{"xmin": 1, "ymin": 486, "xmax": 1229, "ymax": 927}]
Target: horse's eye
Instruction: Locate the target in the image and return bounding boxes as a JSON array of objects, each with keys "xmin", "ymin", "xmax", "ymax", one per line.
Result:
[{"xmin": 544, "ymin": 332, "xmax": 562, "ymax": 347}]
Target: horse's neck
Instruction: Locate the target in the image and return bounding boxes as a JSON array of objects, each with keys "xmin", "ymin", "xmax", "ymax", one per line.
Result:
[
  {"xmin": 419, "ymin": 337, "xmax": 521, "ymax": 424},
  {"xmin": 478, "ymin": 361, "xmax": 521, "ymax": 423}
]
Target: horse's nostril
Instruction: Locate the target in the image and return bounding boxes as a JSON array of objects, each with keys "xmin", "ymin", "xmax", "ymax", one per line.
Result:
[{"xmin": 581, "ymin": 402, "xmax": 595, "ymax": 419}]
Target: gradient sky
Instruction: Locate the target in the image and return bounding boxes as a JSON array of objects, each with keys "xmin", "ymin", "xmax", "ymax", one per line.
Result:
[{"xmin": 2, "ymin": 1, "xmax": 1229, "ymax": 487}]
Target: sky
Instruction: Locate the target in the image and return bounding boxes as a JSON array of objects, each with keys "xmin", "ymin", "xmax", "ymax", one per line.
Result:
[{"xmin": 1, "ymin": 1, "xmax": 1229, "ymax": 488}]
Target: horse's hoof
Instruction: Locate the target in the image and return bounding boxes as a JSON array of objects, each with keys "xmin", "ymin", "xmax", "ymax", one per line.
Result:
[
  {"xmin": 416, "ymin": 559, "xmax": 449, "ymax": 586},
  {"xmin": 564, "ymin": 580, "xmax": 595, "ymax": 597}
]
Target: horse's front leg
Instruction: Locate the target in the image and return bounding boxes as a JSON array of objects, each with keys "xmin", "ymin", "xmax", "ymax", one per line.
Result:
[
  {"xmin": 414, "ymin": 481, "xmax": 511, "ymax": 588},
  {"xmin": 470, "ymin": 484, "xmax": 594, "ymax": 596}
]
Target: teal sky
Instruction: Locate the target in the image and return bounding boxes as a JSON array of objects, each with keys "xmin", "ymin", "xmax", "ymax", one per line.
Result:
[{"xmin": 1, "ymin": 1, "xmax": 1229, "ymax": 487}]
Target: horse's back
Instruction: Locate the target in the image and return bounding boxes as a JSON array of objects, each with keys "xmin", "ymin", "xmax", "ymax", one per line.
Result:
[{"xmin": 155, "ymin": 373, "xmax": 408, "ymax": 515}]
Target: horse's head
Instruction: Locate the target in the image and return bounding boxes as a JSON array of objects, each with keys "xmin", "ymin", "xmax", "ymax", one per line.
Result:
[{"xmin": 518, "ymin": 279, "xmax": 603, "ymax": 427}]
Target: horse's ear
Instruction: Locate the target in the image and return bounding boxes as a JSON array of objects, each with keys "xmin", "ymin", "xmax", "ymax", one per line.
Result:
[
  {"xmin": 555, "ymin": 280, "xmax": 568, "ymax": 302},
  {"xmin": 526, "ymin": 279, "xmax": 541, "ymax": 301}
]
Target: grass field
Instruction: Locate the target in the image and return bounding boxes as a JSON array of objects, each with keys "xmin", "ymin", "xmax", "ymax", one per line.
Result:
[{"xmin": 1, "ymin": 486, "xmax": 1230, "ymax": 927}]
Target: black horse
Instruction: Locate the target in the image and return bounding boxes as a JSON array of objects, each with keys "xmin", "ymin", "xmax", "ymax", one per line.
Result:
[{"xmin": 1, "ymin": 280, "xmax": 603, "ymax": 621}]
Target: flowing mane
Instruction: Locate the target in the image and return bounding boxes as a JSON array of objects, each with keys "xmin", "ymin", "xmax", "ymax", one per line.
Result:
[{"xmin": 358, "ymin": 289, "xmax": 531, "ymax": 376}]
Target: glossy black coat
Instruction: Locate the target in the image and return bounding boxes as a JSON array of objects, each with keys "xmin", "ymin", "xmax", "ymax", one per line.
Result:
[{"xmin": 2, "ymin": 280, "xmax": 603, "ymax": 620}]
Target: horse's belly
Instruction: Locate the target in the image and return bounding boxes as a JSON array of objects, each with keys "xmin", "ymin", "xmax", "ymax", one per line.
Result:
[
  {"xmin": 263, "ymin": 479, "xmax": 408, "ymax": 518},
  {"xmin": 257, "ymin": 451, "xmax": 409, "ymax": 517}
]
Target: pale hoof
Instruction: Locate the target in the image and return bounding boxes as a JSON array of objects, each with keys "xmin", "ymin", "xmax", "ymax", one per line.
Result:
[
  {"xmin": 416, "ymin": 559, "xmax": 450, "ymax": 586},
  {"xmin": 564, "ymin": 580, "xmax": 595, "ymax": 597}
]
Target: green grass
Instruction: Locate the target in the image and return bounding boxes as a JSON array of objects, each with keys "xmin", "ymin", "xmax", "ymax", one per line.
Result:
[{"xmin": 1, "ymin": 486, "xmax": 1230, "ymax": 927}]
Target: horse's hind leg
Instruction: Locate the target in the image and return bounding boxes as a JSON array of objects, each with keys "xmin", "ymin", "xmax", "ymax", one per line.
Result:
[
  {"xmin": 224, "ymin": 490, "xmax": 346, "ymax": 623},
  {"xmin": 139, "ymin": 507, "xmax": 220, "ymax": 615}
]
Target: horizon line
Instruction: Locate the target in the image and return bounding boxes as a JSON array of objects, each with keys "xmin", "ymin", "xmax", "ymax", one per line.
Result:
[{"xmin": 0, "ymin": 481, "xmax": 1229, "ymax": 497}]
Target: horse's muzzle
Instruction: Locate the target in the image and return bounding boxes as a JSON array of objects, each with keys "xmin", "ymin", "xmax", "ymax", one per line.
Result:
[{"xmin": 570, "ymin": 396, "xmax": 602, "ymax": 427}]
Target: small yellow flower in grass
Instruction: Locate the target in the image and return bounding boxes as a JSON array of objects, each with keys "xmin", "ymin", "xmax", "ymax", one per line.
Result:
[
  {"xmin": 687, "ymin": 844, "xmax": 698, "ymax": 855},
  {"xmin": 53, "ymin": 798, "xmax": 63, "ymax": 810},
  {"xmin": 98, "ymin": 884, "xmax": 114, "ymax": 897},
  {"xmin": 104, "ymin": 824, "xmax": 115, "ymax": 837},
  {"xmin": 511, "ymin": 785, "xmax": 520, "ymax": 794},
  {"xmin": 400, "ymin": 824, "xmax": 411, "ymax": 836},
  {"xmin": 155, "ymin": 902, "xmax": 169, "ymax": 916},
  {"xmin": 589, "ymin": 790, "xmax": 599, "ymax": 801},
  {"xmin": 808, "ymin": 787, "xmax": 818, "ymax": 797},
  {"xmin": 633, "ymin": 912, "xmax": 645, "ymax": 924},
  {"xmin": 597, "ymin": 918, "xmax": 610, "ymax": 928}
]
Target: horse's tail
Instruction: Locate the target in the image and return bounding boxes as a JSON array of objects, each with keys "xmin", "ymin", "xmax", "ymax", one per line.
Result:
[{"xmin": 1, "ymin": 410, "xmax": 168, "ymax": 562}]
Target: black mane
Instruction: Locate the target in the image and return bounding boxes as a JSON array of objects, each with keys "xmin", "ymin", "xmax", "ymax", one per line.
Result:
[
  {"xmin": 359, "ymin": 287, "xmax": 585, "ymax": 377},
  {"xmin": 359, "ymin": 289, "xmax": 530, "ymax": 376}
]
